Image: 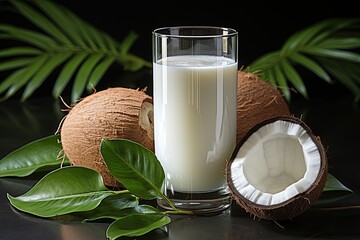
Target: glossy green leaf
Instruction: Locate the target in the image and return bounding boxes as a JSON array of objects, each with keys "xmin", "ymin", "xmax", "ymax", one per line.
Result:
[
  {"xmin": 313, "ymin": 173, "xmax": 353, "ymax": 207},
  {"xmin": 7, "ymin": 166, "xmax": 116, "ymax": 217},
  {"xmin": 106, "ymin": 213, "xmax": 171, "ymax": 239},
  {"xmin": 81, "ymin": 193, "xmax": 138, "ymax": 221},
  {"xmin": 324, "ymin": 173, "xmax": 353, "ymax": 192},
  {"xmin": 100, "ymin": 139, "xmax": 165, "ymax": 200},
  {"xmin": 0, "ymin": 135, "xmax": 69, "ymax": 177}
]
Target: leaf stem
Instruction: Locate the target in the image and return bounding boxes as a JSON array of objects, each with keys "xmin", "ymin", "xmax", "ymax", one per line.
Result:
[
  {"xmin": 162, "ymin": 209, "xmax": 194, "ymax": 215},
  {"xmin": 157, "ymin": 194, "xmax": 194, "ymax": 215}
]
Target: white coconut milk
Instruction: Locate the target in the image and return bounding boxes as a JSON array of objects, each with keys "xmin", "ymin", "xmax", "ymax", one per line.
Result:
[{"xmin": 153, "ymin": 55, "xmax": 237, "ymax": 192}]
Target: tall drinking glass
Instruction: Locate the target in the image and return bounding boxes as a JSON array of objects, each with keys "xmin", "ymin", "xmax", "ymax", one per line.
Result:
[{"xmin": 152, "ymin": 26, "xmax": 238, "ymax": 214}]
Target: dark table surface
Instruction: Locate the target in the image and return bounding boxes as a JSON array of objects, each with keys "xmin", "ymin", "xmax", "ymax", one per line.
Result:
[{"xmin": 1, "ymin": 79, "xmax": 360, "ymax": 240}]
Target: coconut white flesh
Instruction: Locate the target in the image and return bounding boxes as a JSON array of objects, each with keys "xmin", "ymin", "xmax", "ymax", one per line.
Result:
[{"xmin": 230, "ymin": 120, "xmax": 321, "ymax": 206}]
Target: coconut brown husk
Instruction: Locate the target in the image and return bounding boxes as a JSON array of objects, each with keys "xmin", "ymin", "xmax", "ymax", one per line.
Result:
[
  {"xmin": 60, "ymin": 87, "xmax": 154, "ymax": 188},
  {"xmin": 227, "ymin": 115, "xmax": 328, "ymax": 221},
  {"xmin": 237, "ymin": 71, "xmax": 290, "ymax": 144}
]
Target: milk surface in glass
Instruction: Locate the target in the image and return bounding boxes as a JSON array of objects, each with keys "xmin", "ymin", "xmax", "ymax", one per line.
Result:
[{"xmin": 153, "ymin": 55, "xmax": 237, "ymax": 193}]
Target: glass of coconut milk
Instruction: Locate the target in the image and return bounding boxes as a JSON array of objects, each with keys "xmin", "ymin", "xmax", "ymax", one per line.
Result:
[{"xmin": 152, "ymin": 26, "xmax": 238, "ymax": 214}]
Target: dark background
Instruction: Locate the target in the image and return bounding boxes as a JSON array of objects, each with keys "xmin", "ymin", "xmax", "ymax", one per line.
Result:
[{"xmin": 0, "ymin": 0, "xmax": 359, "ymax": 101}]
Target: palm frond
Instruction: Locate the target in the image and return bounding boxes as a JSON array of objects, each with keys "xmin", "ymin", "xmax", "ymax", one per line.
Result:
[
  {"xmin": 246, "ymin": 18, "xmax": 360, "ymax": 102},
  {"xmin": 0, "ymin": 0, "xmax": 151, "ymax": 103}
]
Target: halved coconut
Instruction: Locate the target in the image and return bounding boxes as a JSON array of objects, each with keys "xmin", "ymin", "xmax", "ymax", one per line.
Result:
[{"xmin": 226, "ymin": 115, "xmax": 328, "ymax": 221}]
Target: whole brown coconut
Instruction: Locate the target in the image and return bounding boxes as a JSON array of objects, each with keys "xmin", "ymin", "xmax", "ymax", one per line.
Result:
[
  {"xmin": 237, "ymin": 71, "xmax": 291, "ymax": 144},
  {"xmin": 60, "ymin": 87, "xmax": 154, "ymax": 187}
]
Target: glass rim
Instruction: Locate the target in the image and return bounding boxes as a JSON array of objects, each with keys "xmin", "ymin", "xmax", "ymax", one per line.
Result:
[{"xmin": 153, "ymin": 26, "xmax": 238, "ymax": 38}]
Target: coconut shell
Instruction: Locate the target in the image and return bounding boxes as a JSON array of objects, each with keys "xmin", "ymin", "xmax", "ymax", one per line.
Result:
[
  {"xmin": 227, "ymin": 115, "xmax": 328, "ymax": 221},
  {"xmin": 237, "ymin": 71, "xmax": 290, "ymax": 145},
  {"xmin": 60, "ymin": 87, "xmax": 154, "ymax": 187}
]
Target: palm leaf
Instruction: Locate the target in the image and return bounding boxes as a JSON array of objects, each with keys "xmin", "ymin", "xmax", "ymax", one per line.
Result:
[
  {"xmin": 33, "ymin": 0, "xmax": 87, "ymax": 47},
  {"xmin": 9, "ymin": 0, "xmax": 72, "ymax": 45},
  {"xmin": 246, "ymin": 18, "xmax": 360, "ymax": 102},
  {"xmin": 289, "ymin": 53, "xmax": 331, "ymax": 83},
  {"xmin": 52, "ymin": 53, "xmax": 88, "ymax": 98},
  {"xmin": 0, "ymin": 47, "xmax": 42, "ymax": 57},
  {"xmin": 0, "ymin": 0, "xmax": 151, "ymax": 102},
  {"xmin": 1, "ymin": 55, "xmax": 48, "ymax": 101},
  {"xmin": 71, "ymin": 54, "xmax": 103, "ymax": 102},
  {"xmin": 86, "ymin": 56, "xmax": 116, "ymax": 92},
  {"xmin": 0, "ymin": 24, "xmax": 57, "ymax": 49},
  {"xmin": 21, "ymin": 52, "xmax": 72, "ymax": 101},
  {"xmin": 0, "ymin": 57, "xmax": 34, "ymax": 71}
]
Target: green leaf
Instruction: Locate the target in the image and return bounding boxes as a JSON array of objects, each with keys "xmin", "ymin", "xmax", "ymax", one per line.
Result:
[
  {"xmin": 83, "ymin": 202, "xmax": 161, "ymax": 222},
  {"xmin": 0, "ymin": 68, "xmax": 27, "ymax": 96},
  {"xmin": 106, "ymin": 213, "xmax": 171, "ymax": 239},
  {"xmin": 81, "ymin": 193, "xmax": 139, "ymax": 221},
  {"xmin": 119, "ymin": 31, "xmax": 138, "ymax": 54},
  {"xmin": 281, "ymin": 18, "xmax": 359, "ymax": 54},
  {"xmin": 320, "ymin": 58, "xmax": 360, "ymax": 100},
  {"xmin": 86, "ymin": 56, "xmax": 115, "ymax": 91},
  {"xmin": 100, "ymin": 139, "xmax": 165, "ymax": 200},
  {"xmin": 313, "ymin": 173, "xmax": 353, "ymax": 207},
  {"xmin": 22, "ymin": 52, "xmax": 72, "ymax": 101},
  {"xmin": 0, "ymin": 24, "xmax": 57, "ymax": 50},
  {"xmin": 247, "ymin": 18, "xmax": 360, "ymax": 102},
  {"xmin": 2, "ymin": 55, "xmax": 48, "ymax": 100},
  {"xmin": 0, "ymin": 47, "xmax": 42, "ymax": 57},
  {"xmin": 246, "ymin": 51, "xmax": 280, "ymax": 72},
  {"xmin": 52, "ymin": 53, "xmax": 87, "ymax": 98},
  {"xmin": 0, "ymin": 0, "xmax": 150, "ymax": 102},
  {"xmin": 118, "ymin": 52, "xmax": 151, "ymax": 71},
  {"xmin": 289, "ymin": 53, "xmax": 332, "ymax": 83},
  {"xmin": 273, "ymin": 65, "xmax": 291, "ymax": 101},
  {"xmin": 9, "ymin": 0, "xmax": 72, "ymax": 45},
  {"xmin": 32, "ymin": 0, "xmax": 87, "ymax": 48},
  {"xmin": 303, "ymin": 48, "xmax": 360, "ymax": 63},
  {"xmin": 323, "ymin": 173, "xmax": 353, "ymax": 192},
  {"xmin": 71, "ymin": 53, "xmax": 103, "ymax": 102},
  {"xmin": 0, "ymin": 57, "xmax": 34, "ymax": 71},
  {"xmin": 64, "ymin": 10, "xmax": 98, "ymax": 50},
  {"xmin": 0, "ymin": 135, "xmax": 69, "ymax": 177},
  {"xmin": 316, "ymin": 37, "xmax": 360, "ymax": 49},
  {"xmin": 7, "ymin": 166, "xmax": 116, "ymax": 217},
  {"xmin": 280, "ymin": 59, "xmax": 308, "ymax": 98}
]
